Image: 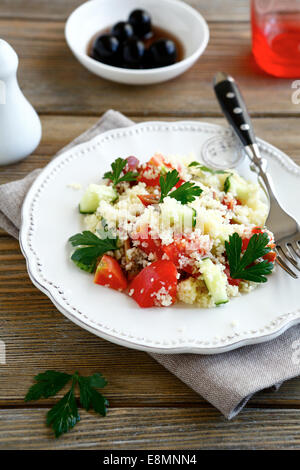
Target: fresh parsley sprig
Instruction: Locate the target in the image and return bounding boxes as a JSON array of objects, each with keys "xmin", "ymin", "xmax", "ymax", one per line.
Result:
[
  {"xmin": 188, "ymin": 162, "xmax": 227, "ymax": 174},
  {"xmin": 159, "ymin": 169, "xmax": 179, "ymax": 202},
  {"xmin": 69, "ymin": 230, "xmax": 119, "ymax": 272},
  {"xmin": 225, "ymin": 232, "xmax": 274, "ymax": 283},
  {"xmin": 25, "ymin": 370, "xmax": 108, "ymax": 438},
  {"xmin": 104, "ymin": 157, "xmax": 138, "ymax": 187},
  {"xmin": 159, "ymin": 169, "xmax": 202, "ymax": 204}
]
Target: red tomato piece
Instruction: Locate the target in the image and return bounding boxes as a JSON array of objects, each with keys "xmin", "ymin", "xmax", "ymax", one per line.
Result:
[
  {"xmin": 129, "ymin": 260, "xmax": 178, "ymax": 308},
  {"xmin": 263, "ymin": 251, "xmax": 277, "ymax": 263},
  {"xmin": 94, "ymin": 255, "xmax": 127, "ymax": 291},
  {"xmin": 162, "ymin": 241, "xmax": 194, "ymax": 274},
  {"xmin": 149, "ymin": 153, "xmax": 173, "ymax": 169},
  {"xmin": 137, "ymin": 194, "xmax": 159, "ymax": 206},
  {"xmin": 252, "ymin": 226, "xmax": 263, "ymax": 234},
  {"xmin": 138, "ymin": 164, "xmax": 161, "ymax": 187},
  {"xmin": 131, "ymin": 225, "xmax": 163, "ymax": 258},
  {"xmin": 175, "ymin": 178, "xmax": 185, "ymax": 188},
  {"xmin": 224, "ymin": 265, "xmax": 241, "ymax": 286},
  {"xmin": 242, "ymin": 237, "xmax": 251, "ymax": 252}
]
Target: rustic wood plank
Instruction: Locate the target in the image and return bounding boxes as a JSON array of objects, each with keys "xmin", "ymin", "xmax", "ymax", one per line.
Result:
[
  {"xmin": 0, "ymin": 20, "xmax": 298, "ymax": 117},
  {"xmin": 0, "ymin": 407, "xmax": 300, "ymax": 450},
  {"xmin": 0, "ymin": 0, "xmax": 250, "ymax": 22},
  {"xmin": 1, "ymin": 233, "xmax": 300, "ymax": 407},
  {"xmin": 1, "ymin": 115, "xmax": 300, "ymax": 185}
]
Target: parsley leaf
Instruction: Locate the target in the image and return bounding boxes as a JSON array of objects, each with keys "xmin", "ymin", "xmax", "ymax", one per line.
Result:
[
  {"xmin": 188, "ymin": 162, "xmax": 227, "ymax": 174},
  {"xmin": 69, "ymin": 230, "xmax": 119, "ymax": 272},
  {"xmin": 46, "ymin": 386, "xmax": 80, "ymax": 438},
  {"xmin": 104, "ymin": 157, "xmax": 138, "ymax": 187},
  {"xmin": 224, "ymin": 174, "xmax": 231, "ymax": 193},
  {"xmin": 25, "ymin": 370, "xmax": 108, "ymax": 438},
  {"xmin": 159, "ymin": 169, "xmax": 202, "ymax": 204},
  {"xmin": 25, "ymin": 370, "xmax": 71, "ymax": 401},
  {"xmin": 159, "ymin": 169, "xmax": 180, "ymax": 202},
  {"xmin": 78, "ymin": 373, "xmax": 108, "ymax": 416},
  {"xmin": 225, "ymin": 232, "xmax": 274, "ymax": 283},
  {"xmin": 169, "ymin": 181, "xmax": 203, "ymax": 204}
]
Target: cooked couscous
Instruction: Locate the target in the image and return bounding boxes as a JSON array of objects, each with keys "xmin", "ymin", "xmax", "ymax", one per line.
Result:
[{"xmin": 68, "ymin": 153, "xmax": 275, "ymax": 308}]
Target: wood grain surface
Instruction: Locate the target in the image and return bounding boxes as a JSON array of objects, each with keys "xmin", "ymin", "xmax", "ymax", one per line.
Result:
[
  {"xmin": 0, "ymin": 0, "xmax": 250, "ymax": 22},
  {"xmin": 0, "ymin": 19, "xmax": 297, "ymax": 116},
  {"xmin": 1, "ymin": 0, "xmax": 300, "ymax": 450}
]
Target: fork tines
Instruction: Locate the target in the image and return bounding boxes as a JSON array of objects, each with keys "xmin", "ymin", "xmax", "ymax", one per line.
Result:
[{"xmin": 276, "ymin": 241, "xmax": 300, "ymax": 279}]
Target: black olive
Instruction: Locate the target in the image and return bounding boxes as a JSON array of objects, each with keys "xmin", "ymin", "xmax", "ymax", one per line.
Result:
[
  {"xmin": 122, "ymin": 38, "xmax": 145, "ymax": 68},
  {"xmin": 111, "ymin": 21, "xmax": 134, "ymax": 42},
  {"xmin": 128, "ymin": 9, "xmax": 152, "ymax": 38},
  {"xmin": 148, "ymin": 39, "xmax": 177, "ymax": 67},
  {"xmin": 92, "ymin": 34, "xmax": 120, "ymax": 66}
]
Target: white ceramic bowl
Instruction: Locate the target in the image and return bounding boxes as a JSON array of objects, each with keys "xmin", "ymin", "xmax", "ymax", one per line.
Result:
[{"xmin": 65, "ymin": 0, "xmax": 209, "ymax": 85}]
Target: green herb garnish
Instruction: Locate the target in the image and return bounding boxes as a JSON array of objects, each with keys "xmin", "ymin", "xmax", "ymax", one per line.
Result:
[
  {"xmin": 188, "ymin": 162, "xmax": 227, "ymax": 174},
  {"xmin": 159, "ymin": 169, "xmax": 180, "ymax": 202},
  {"xmin": 159, "ymin": 169, "xmax": 202, "ymax": 204},
  {"xmin": 25, "ymin": 370, "xmax": 108, "ymax": 438},
  {"xmin": 69, "ymin": 230, "xmax": 118, "ymax": 272},
  {"xmin": 224, "ymin": 174, "xmax": 231, "ymax": 193},
  {"xmin": 104, "ymin": 157, "xmax": 138, "ymax": 187},
  {"xmin": 225, "ymin": 232, "xmax": 274, "ymax": 283}
]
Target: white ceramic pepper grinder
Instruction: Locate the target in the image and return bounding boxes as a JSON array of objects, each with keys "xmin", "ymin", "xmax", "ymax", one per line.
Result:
[{"xmin": 0, "ymin": 39, "xmax": 42, "ymax": 166}]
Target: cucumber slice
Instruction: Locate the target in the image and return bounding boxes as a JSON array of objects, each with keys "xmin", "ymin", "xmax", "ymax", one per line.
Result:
[
  {"xmin": 199, "ymin": 258, "xmax": 228, "ymax": 306},
  {"xmin": 228, "ymin": 175, "xmax": 250, "ymax": 203},
  {"xmin": 79, "ymin": 184, "xmax": 117, "ymax": 214},
  {"xmin": 160, "ymin": 198, "xmax": 197, "ymax": 231}
]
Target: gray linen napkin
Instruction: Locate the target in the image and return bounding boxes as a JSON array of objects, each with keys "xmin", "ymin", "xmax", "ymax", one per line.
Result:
[{"xmin": 1, "ymin": 109, "xmax": 300, "ymax": 419}]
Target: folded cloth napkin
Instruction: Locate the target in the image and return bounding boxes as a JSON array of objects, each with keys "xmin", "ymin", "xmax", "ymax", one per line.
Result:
[{"xmin": 1, "ymin": 109, "xmax": 300, "ymax": 419}]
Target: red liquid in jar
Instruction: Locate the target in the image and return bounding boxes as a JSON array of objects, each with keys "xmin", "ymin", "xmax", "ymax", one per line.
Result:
[{"xmin": 252, "ymin": 8, "xmax": 300, "ymax": 77}]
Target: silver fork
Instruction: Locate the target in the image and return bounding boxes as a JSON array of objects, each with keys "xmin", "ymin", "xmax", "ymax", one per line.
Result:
[{"xmin": 213, "ymin": 72, "xmax": 300, "ymax": 279}]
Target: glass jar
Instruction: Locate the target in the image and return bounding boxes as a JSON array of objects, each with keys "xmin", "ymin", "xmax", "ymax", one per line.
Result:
[{"xmin": 252, "ymin": 0, "xmax": 300, "ymax": 77}]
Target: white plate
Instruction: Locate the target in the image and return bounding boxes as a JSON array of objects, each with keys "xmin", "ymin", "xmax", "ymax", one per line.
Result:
[
  {"xmin": 65, "ymin": 0, "xmax": 209, "ymax": 85},
  {"xmin": 20, "ymin": 121, "xmax": 300, "ymax": 354}
]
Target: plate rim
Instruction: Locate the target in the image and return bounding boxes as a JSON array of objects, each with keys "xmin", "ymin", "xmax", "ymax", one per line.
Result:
[{"xmin": 20, "ymin": 120, "xmax": 300, "ymax": 354}]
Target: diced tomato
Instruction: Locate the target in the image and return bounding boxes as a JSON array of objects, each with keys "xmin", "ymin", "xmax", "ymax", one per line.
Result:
[
  {"xmin": 252, "ymin": 226, "xmax": 263, "ymax": 234},
  {"xmin": 162, "ymin": 241, "xmax": 194, "ymax": 274},
  {"xmin": 224, "ymin": 265, "xmax": 241, "ymax": 286},
  {"xmin": 137, "ymin": 194, "xmax": 159, "ymax": 206},
  {"xmin": 94, "ymin": 255, "xmax": 127, "ymax": 291},
  {"xmin": 129, "ymin": 260, "xmax": 178, "ymax": 308},
  {"xmin": 242, "ymin": 237, "xmax": 251, "ymax": 252},
  {"xmin": 131, "ymin": 225, "xmax": 163, "ymax": 258},
  {"xmin": 223, "ymin": 197, "xmax": 241, "ymax": 211},
  {"xmin": 263, "ymin": 251, "xmax": 277, "ymax": 263},
  {"xmin": 138, "ymin": 164, "xmax": 161, "ymax": 187},
  {"xmin": 224, "ymin": 199, "xmax": 235, "ymax": 211},
  {"xmin": 149, "ymin": 153, "xmax": 173, "ymax": 169},
  {"xmin": 175, "ymin": 178, "xmax": 185, "ymax": 188},
  {"xmin": 162, "ymin": 235, "xmax": 210, "ymax": 275},
  {"xmin": 242, "ymin": 228, "xmax": 271, "ymax": 252}
]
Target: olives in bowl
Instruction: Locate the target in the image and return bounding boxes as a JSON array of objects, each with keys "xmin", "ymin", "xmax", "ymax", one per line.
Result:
[{"xmin": 90, "ymin": 9, "xmax": 181, "ymax": 69}]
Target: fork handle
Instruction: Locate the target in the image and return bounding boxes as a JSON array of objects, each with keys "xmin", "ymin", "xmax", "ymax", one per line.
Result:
[
  {"xmin": 213, "ymin": 72, "xmax": 257, "ymax": 148},
  {"xmin": 213, "ymin": 73, "xmax": 281, "ymax": 209}
]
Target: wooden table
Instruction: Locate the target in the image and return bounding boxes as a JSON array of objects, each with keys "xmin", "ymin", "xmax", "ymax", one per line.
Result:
[{"xmin": 1, "ymin": 0, "xmax": 300, "ymax": 450}]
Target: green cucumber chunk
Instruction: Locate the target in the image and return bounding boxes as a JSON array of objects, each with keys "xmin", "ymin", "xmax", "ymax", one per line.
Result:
[
  {"xmin": 199, "ymin": 258, "xmax": 228, "ymax": 306},
  {"xmin": 79, "ymin": 184, "xmax": 117, "ymax": 214},
  {"xmin": 160, "ymin": 198, "xmax": 197, "ymax": 231}
]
